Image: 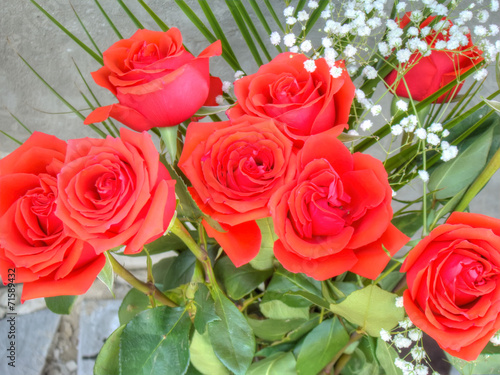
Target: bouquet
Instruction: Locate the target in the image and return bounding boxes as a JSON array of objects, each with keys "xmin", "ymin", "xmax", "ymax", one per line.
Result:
[{"xmin": 2, "ymin": 1, "xmax": 500, "ymax": 374}]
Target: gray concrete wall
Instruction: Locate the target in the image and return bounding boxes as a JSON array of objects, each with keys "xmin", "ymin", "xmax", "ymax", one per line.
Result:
[{"xmin": 1, "ymin": 0, "xmax": 499, "ymax": 217}]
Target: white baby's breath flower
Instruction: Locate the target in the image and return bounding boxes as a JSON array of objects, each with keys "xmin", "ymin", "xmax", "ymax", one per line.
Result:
[
  {"xmin": 392, "ymin": 189, "xmax": 397, "ymax": 197},
  {"xmin": 283, "ymin": 33, "xmax": 296, "ymax": 47},
  {"xmin": 418, "ymin": 170, "xmax": 429, "ymax": 182},
  {"xmin": 475, "ymin": 25, "xmax": 488, "ymax": 36},
  {"xmin": 492, "ymin": 0, "xmax": 500, "ymax": 11},
  {"xmin": 396, "ymin": 99, "xmax": 408, "ymax": 111},
  {"xmin": 396, "ymin": 1, "xmax": 407, "ymax": 12},
  {"xmin": 283, "ymin": 6, "xmax": 294, "ymax": 17},
  {"xmin": 289, "ymin": 46, "xmax": 299, "ymax": 53},
  {"xmin": 441, "ymin": 145, "xmax": 458, "ymax": 161},
  {"xmin": 378, "ymin": 42, "xmax": 390, "ymax": 56},
  {"xmin": 387, "ymin": 19, "xmax": 399, "ymax": 30},
  {"xmin": 304, "ymin": 59, "xmax": 316, "ymax": 72},
  {"xmin": 408, "ymin": 26, "xmax": 419, "ymax": 36},
  {"xmin": 489, "ymin": 24, "xmax": 499, "ymax": 36},
  {"xmin": 473, "ymin": 68, "xmax": 488, "ymax": 80},
  {"xmin": 330, "ymin": 66, "xmax": 343, "ymax": 78},
  {"xmin": 478, "ymin": 10, "xmax": 490, "ymax": 23},
  {"xmin": 427, "ymin": 133, "xmax": 441, "ymax": 146},
  {"xmin": 356, "ymin": 89, "xmax": 366, "ymax": 100},
  {"xmin": 409, "ymin": 328, "xmax": 423, "ymax": 341},
  {"xmin": 490, "ymin": 331, "xmax": 500, "ymax": 345},
  {"xmin": 308, "ymin": 0, "xmax": 319, "ymax": 9},
  {"xmin": 344, "ymin": 44, "xmax": 358, "ymax": 58},
  {"xmin": 360, "ymin": 120, "xmax": 373, "ymax": 131},
  {"xmin": 429, "ymin": 123, "xmax": 443, "ymax": 133},
  {"xmin": 435, "ymin": 40, "xmax": 447, "ymax": 49},
  {"xmin": 392, "ymin": 124, "xmax": 403, "ymax": 136},
  {"xmin": 394, "ymin": 334, "xmax": 412, "ymax": 349},
  {"xmin": 298, "ymin": 10, "xmax": 309, "ymax": 22},
  {"xmin": 459, "ymin": 10, "xmax": 473, "ymax": 22},
  {"xmin": 410, "ymin": 10, "xmax": 423, "ymax": 23},
  {"xmin": 442, "ymin": 129, "xmax": 450, "ymax": 137},
  {"xmin": 411, "ymin": 346, "xmax": 426, "ymax": 362},
  {"xmin": 322, "ymin": 37, "xmax": 332, "ymax": 48},
  {"xmin": 270, "ymin": 31, "xmax": 281, "ymax": 46},
  {"xmin": 234, "ymin": 70, "xmax": 245, "ymax": 80},
  {"xmin": 395, "ymin": 296, "xmax": 404, "ymax": 308},
  {"xmin": 321, "ymin": 9, "xmax": 331, "ymax": 19},
  {"xmin": 362, "ymin": 66, "xmax": 377, "ymax": 79},
  {"xmin": 347, "ymin": 64, "xmax": 359, "ymax": 75},
  {"xmin": 399, "ymin": 318, "xmax": 414, "ymax": 329},
  {"xmin": 286, "ymin": 16, "xmax": 298, "ymax": 25},
  {"xmin": 215, "ymin": 95, "xmax": 224, "ymax": 105},
  {"xmin": 397, "ymin": 48, "xmax": 412, "ymax": 63},
  {"xmin": 348, "ymin": 129, "xmax": 360, "ymax": 136},
  {"xmin": 371, "ymin": 105, "xmax": 382, "ymax": 116},
  {"xmin": 222, "ymin": 81, "xmax": 232, "ymax": 93},
  {"xmin": 415, "ymin": 364, "xmax": 429, "ymax": 375},
  {"xmin": 300, "ymin": 40, "xmax": 313, "ymax": 52},
  {"xmin": 380, "ymin": 328, "xmax": 392, "ymax": 342},
  {"xmin": 415, "ymin": 128, "xmax": 427, "ymax": 139}
]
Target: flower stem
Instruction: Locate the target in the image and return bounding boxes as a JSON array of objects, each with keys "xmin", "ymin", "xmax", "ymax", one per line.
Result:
[
  {"xmin": 107, "ymin": 253, "xmax": 177, "ymax": 307},
  {"xmin": 170, "ymin": 218, "xmax": 218, "ymax": 286}
]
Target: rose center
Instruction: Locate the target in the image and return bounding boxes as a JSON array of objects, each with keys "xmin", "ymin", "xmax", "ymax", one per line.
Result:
[{"xmin": 95, "ymin": 172, "xmax": 118, "ymax": 200}]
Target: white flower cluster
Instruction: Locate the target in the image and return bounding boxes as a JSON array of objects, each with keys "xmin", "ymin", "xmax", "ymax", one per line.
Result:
[
  {"xmin": 490, "ymin": 330, "xmax": 500, "ymax": 345},
  {"xmin": 380, "ymin": 316, "xmax": 437, "ymax": 375}
]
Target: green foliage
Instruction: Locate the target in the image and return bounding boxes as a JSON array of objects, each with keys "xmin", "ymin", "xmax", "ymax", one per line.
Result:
[
  {"xmin": 446, "ymin": 352, "xmax": 500, "ymax": 375},
  {"xmin": 296, "ymin": 317, "xmax": 350, "ymax": 375},
  {"xmin": 215, "ymin": 256, "xmax": 273, "ymax": 300},
  {"xmin": 194, "ymin": 283, "xmax": 220, "ymax": 334},
  {"xmin": 329, "ymin": 285, "xmax": 404, "ymax": 336},
  {"xmin": 119, "ymin": 306, "xmax": 191, "ymax": 375},
  {"xmin": 97, "ymin": 252, "xmax": 114, "ymax": 297},
  {"xmin": 428, "ymin": 126, "xmax": 494, "ymax": 199},
  {"xmin": 94, "ymin": 325, "xmax": 124, "ymax": 375},
  {"xmin": 44, "ymin": 295, "xmax": 77, "ymax": 315},
  {"xmin": 376, "ymin": 338, "xmax": 403, "ymax": 375},
  {"xmin": 190, "ymin": 330, "xmax": 230, "ymax": 375},
  {"xmin": 207, "ymin": 288, "xmax": 256, "ymax": 375},
  {"xmin": 247, "ymin": 352, "xmax": 297, "ymax": 375},
  {"xmin": 251, "ymin": 217, "xmax": 278, "ymax": 270},
  {"xmin": 118, "ymin": 288, "xmax": 150, "ymax": 326}
]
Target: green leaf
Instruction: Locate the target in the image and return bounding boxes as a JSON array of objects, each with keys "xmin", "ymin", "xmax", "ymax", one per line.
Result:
[
  {"xmin": 162, "ymin": 251, "xmax": 197, "ymax": 290},
  {"xmin": 247, "ymin": 316, "xmax": 307, "ymax": 341},
  {"xmin": 255, "ymin": 342, "xmax": 295, "ymax": 358},
  {"xmin": 251, "ymin": 217, "xmax": 278, "ymax": 270},
  {"xmin": 118, "ymin": 288, "xmax": 150, "ymax": 326},
  {"xmin": 117, "ymin": 0, "xmax": 145, "ymax": 29},
  {"xmin": 247, "ymin": 0, "xmax": 283, "ymax": 53},
  {"xmin": 431, "ymin": 187, "xmax": 467, "ymax": 228},
  {"xmin": 225, "ymin": 0, "xmax": 264, "ymax": 66},
  {"xmin": 94, "ymin": 325, "xmax": 125, "ymax": 375},
  {"xmin": 161, "ymin": 160, "xmax": 204, "ymax": 221},
  {"xmin": 119, "ymin": 306, "xmax": 191, "ymax": 375},
  {"xmin": 329, "ymin": 285, "xmax": 404, "ymax": 336},
  {"xmin": 194, "ymin": 283, "xmax": 220, "ymax": 334},
  {"xmin": 338, "ymin": 132, "xmax": 364, "ymax": 143},
  {"xmin": 446, "ymin": 352, "xmax": 500, "ymax": 375},
  {"xmin": 141, "ymin": 231, "xmax": 197, "ymax": 256},
  {"xmin": 94, "ymin": 0, "xmax": 123, "ymax": 39},
  {"xmin": 261, "ymin": 300, "xmax": 310, "ymax": 320},
  {"xmin": 262, "ymin": 0, "xmax": 285, "ymax": 32},
  {"xmin": 193, "ymin": 105, "xmax": 233, "ymax": 117},
  {"xmin": 376, "ymin": 338, "xmax": 403, "ymax": 375},
  {"xmin": 44, "ymin": 295, "xmax": 77, "ymax": 315},
  {"xmin": 283, "ymin": 290, "xmax": 330, "ymax": 309},
  {"xmin": 303, "ymin": 0, "xmax": 330, "ymax": 37},
  {"xmin": 392, "ymin": 211, "xmax": 423, "ymax": 237},
  {"xmin": 29, "ymin": 0, "xmax": 103, "ymax": 64},
  {"xmin": 247, "ymin": 352, "xmax": 297, "ymax": 375},
  {"xmin": 215, "ymin": 256, "xmax": 273, "ymax": 300},
  {"xmin": 97, "ymin": 252, "xmax": 114, "ymax": 297},
  {"xmin": 152, "ymin": 257, "xmax": 177, "ymax": 284},
  {"xmin": 138, "ymin": 0, "xmax": 169, "ymax": 31},
  {"xmin": 485, "ymin": 98, "xmax": 500, "ymax": 114},
  {"xmin": 296, "ymin": 317, "xmax": 349, "ymax": 375},
  {"xmin": 428, "ymin": 126, "xmax": 494, "ymax": 199},
  {"xmin": 159, "ymin": 125, "xmax": 179, "ymax": 163},
  {"xmin": 190, "ymin": 330, "xmax": 230, "ymax": 375},
  {"xmin": 208, "ymin": 289, "xmax": 255, "ymax": 375}
]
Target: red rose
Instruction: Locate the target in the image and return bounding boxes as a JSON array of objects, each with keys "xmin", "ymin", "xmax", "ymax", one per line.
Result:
[
  {"xmin": 402, "ymin": 212, "xmax": 500, "ymax": 361},
  {"xmin": 0, "ymin": 132, "xmax": 105, "ymax": 301},
  {"xmin": 55, "ymin": 128, "xmax": 176, "ymax": 255},
  {"xmin": 84, "ymin": 28, "xmax": 222, "ymax": 131},
  {"xmin": 227, "ymin": 53, "xmax": 355, "ymax": 146},
  {"xmin": 385, "ymin": 14, "xmax": 483, "ymax": 103},
  {"xmin": 179, "ymin": 115, "xmax": 296, "ymax": 266},
  {"xmin": 270, "ymin": 131, "xmax": 409, "ymax": 280}
]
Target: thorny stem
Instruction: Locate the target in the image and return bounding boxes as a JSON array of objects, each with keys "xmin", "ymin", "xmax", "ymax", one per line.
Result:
[{"xmin": 108, "ymin": 253, "xmax": 177, "ymax": 307}]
